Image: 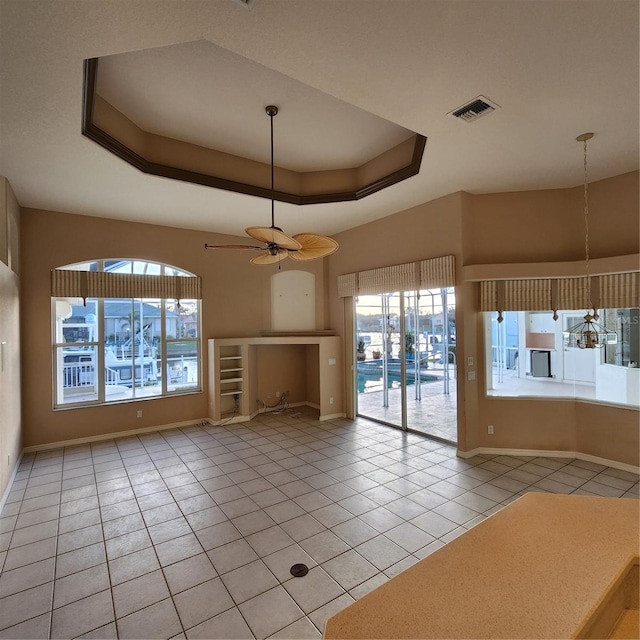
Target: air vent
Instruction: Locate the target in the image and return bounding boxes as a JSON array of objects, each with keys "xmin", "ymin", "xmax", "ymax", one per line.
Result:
[{"xmin": 448, "ymin": 96, "xmax": 500, "ymax": 123}]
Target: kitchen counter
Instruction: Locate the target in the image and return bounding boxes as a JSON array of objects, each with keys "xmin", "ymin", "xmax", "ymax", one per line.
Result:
[{"xmin": 324, "ymin": 493, "xmax": 639, "ymax": 639}]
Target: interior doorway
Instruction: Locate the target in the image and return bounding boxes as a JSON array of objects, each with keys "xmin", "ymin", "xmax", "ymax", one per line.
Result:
[{"xmin": 355, "ymin": 288, "xmax": 458, "ymax": 443}]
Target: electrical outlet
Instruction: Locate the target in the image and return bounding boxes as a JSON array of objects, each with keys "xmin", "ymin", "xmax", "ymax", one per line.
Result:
[
  {"xmin": 275, "ymin": 391, "xmax": 281, "ymax": 398},
  {"xmin": 329, "ymin": 396, "xmax": 334, "ymax": 405},
  {"xmin": 136, "ymin": 410, "xmax": 143, "ymax": 418},
  {"xmin": 488, "ymin": 424, "xmax": 494, "ymax": 434}
]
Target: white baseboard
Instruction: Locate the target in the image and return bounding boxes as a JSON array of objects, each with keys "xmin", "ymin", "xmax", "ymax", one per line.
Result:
[
  {"xmin": 252, "ymin": 401, "xmax": 343, "ymax": 420},
  {"xmin": 209, "ymin": 415, "xmax": 251, "ymax": 426},
  {"xmin": 457, "ymin": 447, "xmax": 639, "ymax": 475},
  {"xmin": 24, "ymin": 421, "xmax": 634, "ymax": 482},
  {"xmin": 210, "ymin": 402, "xmax": 314, "ymax": 425},
  {"xmin": 250, "ymin": 400, "xmax": 306, "ymax": 416},
  {"xmin": 22, "ymin": 418, "xmax": 212, "ymax": 453},
  {"xmin": 319, "ymin": 412, "xmax": 347, "ymax": 421},
  {"xmin": 0, "ymin": 451, "xmax": 24, "ymax": 514},
  {"xmin": 285, "ymin": 402, "xmax": 345, "ymax": 421}
]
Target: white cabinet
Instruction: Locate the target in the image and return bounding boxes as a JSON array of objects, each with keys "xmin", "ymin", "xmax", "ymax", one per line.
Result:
[{"xmin": 528, "ymin": 312, "xmax": 555, "ymax": 333}]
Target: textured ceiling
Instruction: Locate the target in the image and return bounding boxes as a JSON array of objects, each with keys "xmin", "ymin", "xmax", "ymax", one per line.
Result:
[
  {"xmin": 97, "ymin": 40, "xmax": 414, "ymax": 172},
  {"xmin": 0, "ymin": 0, "xmax": 638, "ymax": 238}
]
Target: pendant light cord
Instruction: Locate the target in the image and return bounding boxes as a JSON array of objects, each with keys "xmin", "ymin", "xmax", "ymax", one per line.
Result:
[
  {"xmin": 270, "ymin": 110, "xmax": 275, "ymax": 229},
  {"xmin": 582, "ymin": 137, "xmax": 592, "ymax": 310}
]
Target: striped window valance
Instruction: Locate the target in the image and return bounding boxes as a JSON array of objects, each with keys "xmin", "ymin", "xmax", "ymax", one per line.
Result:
[
  {"xmin": 337, "ymin": 255, "xmax": 456, "ymax": 297},
  {"xmin": 337, "ymin": 273, "xmax": 359, "ymax": 297},
  {"xmin": 480, "ymin": 279, "xmax": 552, "ymax": 321},
  {"xmin": 555, "ymin": 277, "xmax": 592, "ymax": 312},
  {"xmin": 51, "ymin": 269, "xmax": 202, "ymax": 302},
  {"xmin": 600, "ymin": 272, "xmax": 639, "ymax": 309},
  {"xmin": 504, "ymin": 279, "xmax": 552, "ymax": 311},
  {"xmin": 358, "ymin": 263, "xmax": 418, "ymax": 295},
  {"xmin": 480, "ymin": 281, "xmax": 499, "ymax": 312},
  {"xmin": 479, "ymin": 272, "xmax": 638, "ymax": 315},
  {"xmin": 420, "ymin": 255, "xmax": 455, "ymax": 289}
]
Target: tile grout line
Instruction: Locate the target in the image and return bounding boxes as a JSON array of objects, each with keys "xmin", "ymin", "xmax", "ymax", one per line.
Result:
[{"xmin": 0, "ymin": 414, "xmax": 637, "ymax": 638}]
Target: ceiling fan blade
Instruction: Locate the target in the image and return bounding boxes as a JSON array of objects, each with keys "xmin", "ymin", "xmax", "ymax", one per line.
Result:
[
  {"xmin": 245, "ymin": 226, "xmax": 302, "ymax": 251},
  {"xmin": 204, "ymin": 243, "xmax": 264, "ymax": 250},
  {"xmin": 289, "ymin": 233, "xmax": 339, "ymax": 260},
  {"xmin": 250, "ymin": 250, "xmax": 290, "ymax": 265}
]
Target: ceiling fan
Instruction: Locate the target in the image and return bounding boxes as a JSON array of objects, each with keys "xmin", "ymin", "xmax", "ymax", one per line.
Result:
[{"xmin": 205, "ymin": 105, "xmax": 338, "ymax": 265}]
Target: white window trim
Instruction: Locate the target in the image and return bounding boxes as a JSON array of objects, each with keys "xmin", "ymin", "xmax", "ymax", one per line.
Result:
[{"xmin": 52, "ymin": 260, "xmax": 202, "ymax": 410}]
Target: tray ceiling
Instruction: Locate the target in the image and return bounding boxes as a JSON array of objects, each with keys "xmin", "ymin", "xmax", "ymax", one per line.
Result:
[{"xmin": 0, "ymin": 0, "xmax": 637, "ymax": 237}]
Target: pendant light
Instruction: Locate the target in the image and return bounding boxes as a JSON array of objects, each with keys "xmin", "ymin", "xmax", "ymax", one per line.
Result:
[{"xmin": 563, "ymin": 133, "xmax": 613, "ymax": 349}]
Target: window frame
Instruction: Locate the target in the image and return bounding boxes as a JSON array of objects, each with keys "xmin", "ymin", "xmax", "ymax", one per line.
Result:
[
  {"xmin": 483, "ymin": 308, "xmax": 639, "ymax": 409},
  {"xmin": 52, "ymin": 259, "xmax": 202, "ymax": 410}
]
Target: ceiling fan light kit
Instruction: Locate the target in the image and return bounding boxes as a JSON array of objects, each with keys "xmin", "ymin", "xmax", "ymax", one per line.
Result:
[{"xmin": 205, "ymin": 105, "xmax": 339, "ymax": 264}]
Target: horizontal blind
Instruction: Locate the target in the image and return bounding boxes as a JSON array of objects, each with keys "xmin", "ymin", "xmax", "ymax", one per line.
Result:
[
  {"xmin": 51, "ymin": 270, "xmax": 201, "ymax": 301},
  {"xmin": 600, "ymin": 272, "xmax": 639, "ymax": 309},
  {"xmin": 420, "ymin": 255, "xmax": 455, "ymax": 289},
  {"xmin": 337, "ymin": 273, "xmax": 358, "ymax": 297}
]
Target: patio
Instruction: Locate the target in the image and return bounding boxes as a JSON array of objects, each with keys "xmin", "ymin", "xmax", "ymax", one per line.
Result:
[{"xmin": 357, "ymin": 365, "xmax": 458, "ymax": 443}]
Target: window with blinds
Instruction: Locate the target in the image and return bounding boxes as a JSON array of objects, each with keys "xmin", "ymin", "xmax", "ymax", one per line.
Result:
[
  {"xmin": 479, "ymin": 272, "xmax": 638, "ymax": 317},
  {"xmin": 51, "ymin": 259, "xmax": 202, "ymax": 409},
  {"xmin": 482, "ymin": 271, "xmax": 640, "ymax": 408}
]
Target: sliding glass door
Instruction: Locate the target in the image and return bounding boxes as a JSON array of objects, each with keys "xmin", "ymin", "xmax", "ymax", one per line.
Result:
[
  {"xmin": 355, "ymin": 287, "xmax": 457, "ymax": 443},
  {"xmin": 355, "ymin": 292, "xmax": 403, "ymax": 429}
]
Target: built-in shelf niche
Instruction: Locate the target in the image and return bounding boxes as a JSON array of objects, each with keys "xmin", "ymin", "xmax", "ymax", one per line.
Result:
[{"xmin": 208, "ymin": 336, "xmax": 343, "ymax": 425}]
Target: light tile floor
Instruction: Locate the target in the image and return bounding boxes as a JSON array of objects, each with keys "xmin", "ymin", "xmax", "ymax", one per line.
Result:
[{"xmin": 0, "ymin": 408, "xmax": 637, "ymax": 639}]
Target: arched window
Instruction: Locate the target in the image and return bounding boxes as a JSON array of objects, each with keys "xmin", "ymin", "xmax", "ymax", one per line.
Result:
[{"xmin": 51, "ymin": 259, "xmax": 201, "ymax": 408}]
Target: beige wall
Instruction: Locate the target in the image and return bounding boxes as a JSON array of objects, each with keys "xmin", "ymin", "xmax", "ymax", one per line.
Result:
[
  {"xmin": 469, "ymin": 172, "xmax": 639, "ymax": 467},
  {"xmin": 465, "ymin": 171, "xmax": 639, "ymax": 265},
  {"xmin": 16, "ymin": 171, "xmax": 640, "ymax": 468},
  {"xmin": 255, "ymin": 344, "xmax": 308, "ymax": 407},
  {"xmin": 20, "ymin": 209, "xmax": 326, "ymax": 447},
  {"xmin": 0, "ymin": 178, "xmax": 22, "ymax": 499},
  {"xmin": 575, "ymin": 402, "xmax": 640, "ymax": 464},
  {"xmin": 329, "ymin": 172, "xmax": 640, "ymax": 466}
]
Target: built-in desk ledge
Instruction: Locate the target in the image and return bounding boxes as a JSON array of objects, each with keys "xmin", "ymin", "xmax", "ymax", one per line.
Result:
[
  {"xmin": 260, "ymin": 330, "xmax": 336, "ymax": 336},
  {"xmin": 324, "ymin": 494, "xmax": 639, "ymax": 640}
]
